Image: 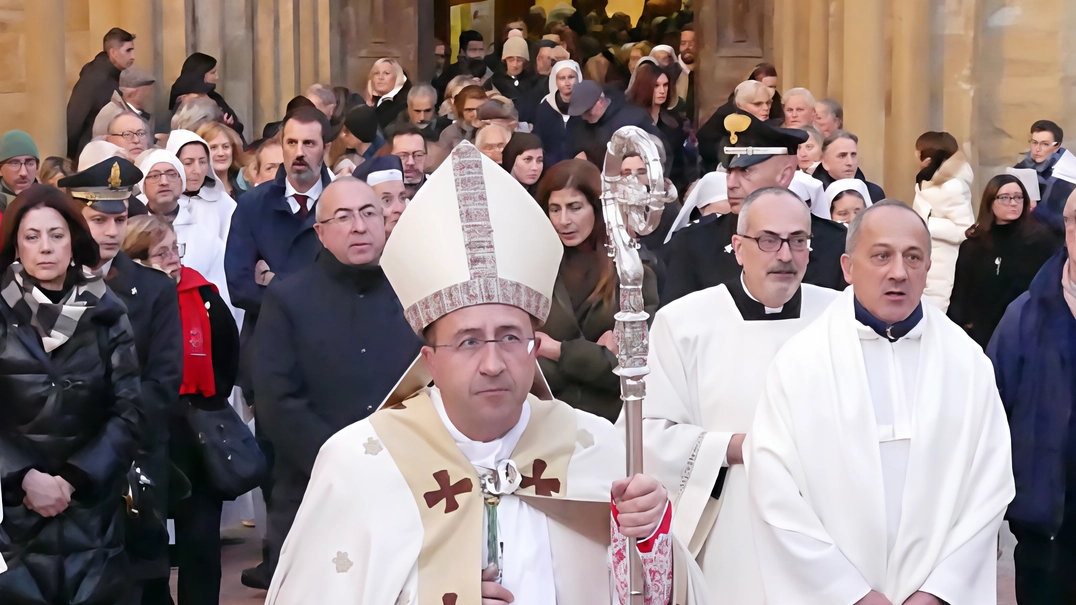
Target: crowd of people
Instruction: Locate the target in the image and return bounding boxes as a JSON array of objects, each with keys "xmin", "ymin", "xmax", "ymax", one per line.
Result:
[{"xmin": 0, "ymin": 2, "xmax": 1075, "ymax": 604}]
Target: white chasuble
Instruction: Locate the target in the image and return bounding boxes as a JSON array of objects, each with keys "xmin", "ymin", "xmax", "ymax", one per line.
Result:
[
  {"xmin": 632, "ymin": 283, "xmax": 837, "ymax": 603},
  {"xmin": 265, "ymin": 388, "xmax": 711, "ymax": 605},
  {"xmin": 745, "ymin": 289, "xmax": 1015, "ymax": 605}
]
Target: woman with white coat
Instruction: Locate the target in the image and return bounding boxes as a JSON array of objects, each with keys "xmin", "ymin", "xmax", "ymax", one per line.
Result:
[
  {"xmin": 165, "ymin": 129, "xmax": 237, "ymax": 244},
  {"xmin": 532, "ymin": 59, "xmax": 584, "ymax": 166},
  {"xmin": 911, "ymin": 131, "xmax": 975, "ymax": 311}
]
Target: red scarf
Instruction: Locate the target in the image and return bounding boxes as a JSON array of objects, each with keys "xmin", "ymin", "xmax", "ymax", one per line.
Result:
[{"xmin": 177, "ymin": 266, "xmax": 217, "ymax": 397}]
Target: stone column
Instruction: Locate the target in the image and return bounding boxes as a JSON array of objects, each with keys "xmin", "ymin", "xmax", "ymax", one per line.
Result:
[
  {"xmin": 841, "ymin": 0, "xmax": 885, "ymax": 185},
  {"xmin": 26, "ymin": 0, "xmax": 68, "ymax": 158},
  {"xmin": 298, "ymin": 0, "xmax": 318, "ymax": 87},
  {"xmin": 885, "ymin": 0, "xmax": 932, "ymax": 201},
  {"xmin": 805, "ymin": 0, "xmax": 829, "ymax": 97}
]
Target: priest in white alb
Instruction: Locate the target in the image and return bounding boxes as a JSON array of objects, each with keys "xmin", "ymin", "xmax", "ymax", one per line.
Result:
[
  {"xmin": 264, "ymin": 141, "xmax": 710, "ymax": 604},
  {"xmin": 745, "ymin": 200, "xmax": 1015, "ymax": 605},
  {"xmin": 632, "ymin": 186, "xmax": 838, "ymax": 602}
]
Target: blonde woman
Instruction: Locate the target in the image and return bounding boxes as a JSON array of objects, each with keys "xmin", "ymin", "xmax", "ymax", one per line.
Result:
[
  {"xmin": 366, "ymin": 58, "xmax": 410, "ymax": 130},
  {"xmin": 196, "ymin": 122, "xmax": 247, "ymax": 197}
]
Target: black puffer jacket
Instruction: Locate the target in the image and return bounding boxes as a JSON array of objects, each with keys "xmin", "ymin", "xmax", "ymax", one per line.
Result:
[{"xmin": 0, "ymin": 289, "xmax": 143, "ymax": 605}]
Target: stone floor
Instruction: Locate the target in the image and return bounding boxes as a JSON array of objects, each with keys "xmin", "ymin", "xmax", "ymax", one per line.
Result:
[{"xmin": 181, "ymin": 522, "xmax": 1020, "ymax": 605}]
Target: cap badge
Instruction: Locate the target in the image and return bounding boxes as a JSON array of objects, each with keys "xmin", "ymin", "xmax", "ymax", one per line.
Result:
[
  {"xmin": 724, "ymin": 114, "xmax": 751, "ymax": 145},
  {"xmin": 108, "ymin": 162, "xmax": 122, "ymax": 189}
]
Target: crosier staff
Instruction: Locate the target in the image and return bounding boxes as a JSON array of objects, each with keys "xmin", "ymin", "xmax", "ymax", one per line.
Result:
[{"xmin": 601, "ymin": 126, "xmax": 676, "ymax": 604}]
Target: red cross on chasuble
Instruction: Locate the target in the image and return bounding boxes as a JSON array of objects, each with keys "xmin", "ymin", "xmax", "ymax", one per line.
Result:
[{"xmin": 368, "ymin": 390, "xmax": 580, "ymax": 603}]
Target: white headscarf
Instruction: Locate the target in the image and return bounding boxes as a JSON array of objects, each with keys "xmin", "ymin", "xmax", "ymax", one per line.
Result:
[
  {"xmin": 137, "ymin": 149, "xmax": 187, "ymax": 195},
  {"xmin": 787, "ymin": 171, "xmax": 827, "ymax": 219},
  {"xmin": 666, "ymin": 172, "xmax": 728, "ymax": 244},
  {"xmin": 545, "ymin": 60, "xmax": 583, "ymax": 115},
  {"xmin": 78, "ymin": 141, "xmax": 126, "ymax": 172},
  {"xmin": 823, "ymin": 178, "xmax": 873, "ymax": 219}
]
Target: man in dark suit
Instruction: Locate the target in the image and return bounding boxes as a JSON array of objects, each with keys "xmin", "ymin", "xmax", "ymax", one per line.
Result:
[
  {"xmin": 61, "ymin": 157, "xmax": 184, "ymax": 604},
  {"xmin": 662, "ymin": 112, "xmax": 847, "ymax": 306},
  {"xmin": 66, "ymin": 28, "xmax": 136, "ymax": 161},
  {"xmin": 253, "ymin": 177, "xmax": 422, "ymax": 577},
  {"xmin": 224, "ymin": 106, "xmax": 334, "ymax": 588}
]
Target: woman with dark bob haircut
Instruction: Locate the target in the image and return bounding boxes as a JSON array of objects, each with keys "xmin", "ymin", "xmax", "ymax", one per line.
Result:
[
  {"xmin": 0, "ymin": 185, "xmax": 143, "ymax": 604},
  {"xmin": 948, "ymin": 173, "xmax": 1061, "ymax": 348},
  {"xmin": 533, "ymin": 159, "xmax": 658, "ymax": 422}
]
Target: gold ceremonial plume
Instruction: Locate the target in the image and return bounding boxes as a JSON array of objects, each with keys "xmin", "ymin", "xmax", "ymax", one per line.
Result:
[
  {"xmin": 724, "ymin": 113, "xmax": 751, "ymax": 145},
  {"xmin": 108, "ymin": 162, "xmax": 122, "ymax": 189}
]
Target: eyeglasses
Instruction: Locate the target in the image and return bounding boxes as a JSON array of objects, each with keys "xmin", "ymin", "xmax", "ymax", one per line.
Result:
[
  {"xmin": 151, "ymin": 243, "xmax": 185, "ymax": 261},
  {"xmin": 3, "ymin": 159, "xmax": 37, "ymax": 171},
  {"xmin": 318, "ymin": 207, "xmax": 380, "ymax": 227},
  {"xmin": 430, "ymin": 334, "xmax": 536, "ymax": 358},
  {"xmin": 738, "ymin": 233, "xmax": 811, "ymax": 252},
  {"xmin": 994, "ymin": 194, "xmax": 1025, "ymax": 205},
  {"xmin": 394, "ymin": 151, "xmax": 426, "ymax": 162},
  {"xmin": 110, "ymin": 130, "xmax": 148, "ymax": 142},
  {"xmin": 145, "ymin": 170, "xmax": 181, "ymax": 183},
  {"xmin": 1029, "ymin": 139, "xmax": 1059, "ymax": 149}
]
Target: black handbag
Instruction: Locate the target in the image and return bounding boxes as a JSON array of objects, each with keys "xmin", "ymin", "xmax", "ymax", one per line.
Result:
[{"xmin": 185, "ymin": 397, "xmax": 267, "ymax": 500}]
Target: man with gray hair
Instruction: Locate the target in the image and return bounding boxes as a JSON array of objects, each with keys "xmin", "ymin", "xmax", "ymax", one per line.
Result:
[
  {"xmin": 119, "ymin": 66, "xmax": 155, "ymax": 122},
  {"xmin": 397, "ymin": 82, "xmax": 449, "ymax": 139},
  {"xmin": 746, "ymin": 200, "xmax": 1014, "ymax": 605},
  {"xmin": 781, "ymin": 87, "xmax": 816, "ymax": 128},
  {"xmin": 305, "ymin": 83, "xmax": 337, "ymax": 119},
  {"xmin": 171, "ymin": 96, "xmax": 223, "ymax": 132},
  {"xmin": 664, "ymin": 111, "xmax": 848, "ymax": 305},
  {"xmin": 815, "ymin": 98, "xmax": 844, "ymax": 138},
  {"xmin": 636, "ymin": 186, "xmax": 838, "ymax": 602}
]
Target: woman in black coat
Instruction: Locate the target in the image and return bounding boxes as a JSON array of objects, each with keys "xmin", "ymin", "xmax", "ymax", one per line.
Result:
[
  {"xmin": 121, "ymin": 214, "xmax": 240, "ymax": 605},
  {"xmin": 534, "ymin": 160, "xmax": 659, "ymax": 422},
  {"xmin": 366, "ymin": 58, "xmax": 412, "ymax": 131},
  {"xmin": 0, "ymin": 185, "xmax": 143, "ymax": 605},
  {"xmin": 169, "ymin": 52, "xmax": 246, "ymax": 140},
  {"xmin": 625, "ymin": 59, "xmax": 691, "ymax": 194},
  {"xmin": 949, "ymin": 174, "xmax": 1061, "ymax": 349}
]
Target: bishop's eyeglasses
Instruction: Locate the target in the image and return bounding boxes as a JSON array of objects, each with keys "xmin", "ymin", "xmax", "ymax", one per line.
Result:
[
  {"xmin": 738, "ymin": 233, "xmax": 812, "ymax": 252},
  {"xmin": 430, "ymin": 334, "xmax": 537, "ymax": 358}
]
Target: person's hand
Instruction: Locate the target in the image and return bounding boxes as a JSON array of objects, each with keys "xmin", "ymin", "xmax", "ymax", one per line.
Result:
[
  {"xmin": 598, "ymin": 330, "xmax": 618, "ymax": 355},
  {"xmin": 255, "ymin": 260, "xmax": 275, "ymax": 286},
  {"xmin": 55, "ymin": 476, "xmax": 75, "ymax": 501},
  {"xmin": 336, "ymin": 164, "xmax": 356, "ymax": 177},
  {"xmin": 726, "ymin": 434, "xmax": 746, "ymax": 466},
  {"xmin": 902, "ymin": 592, "xmax": 942, "ymax": 605},
  {"xmin": 481, "ymin": 565, "xmax": 514, "ymax": 604},
  {"xmin": 855, "ymin": 590, "xmax": 893, "ymax": 605},
  {"xmin": 534, "ymin": 332, "xmax": 562, "ymax": 361},
  {"xmin": 22, "ymin": 469, "xmax": 71, "ymax": 518},
  {"xmin": 611, "ymin": 474, "xmax": 668, "ymax": 539},
  {"xmin": 223, "ymin": 113, "xmax": 235, "ymax": 126}
]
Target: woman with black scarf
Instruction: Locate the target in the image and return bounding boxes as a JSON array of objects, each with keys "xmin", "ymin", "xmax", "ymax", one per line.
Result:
[
  {"xmin": 0, "ymin": 186, "xmax": 142, "ymax": 604},
  {"xmin": 169, "ymin": 52, "xmax": 246, "ymax": 140}
]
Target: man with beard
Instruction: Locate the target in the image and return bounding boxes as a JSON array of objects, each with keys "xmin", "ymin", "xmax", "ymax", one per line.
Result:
[
  {"xmin": 635, "ymin": 187, "xmax": 839, "ymax": 603},
  {"xmin": 225, "ymin": 106, "xmax": 334, "ymax": 589},
  {"xmin": 677, "ymin": 24, "xmax": 696, "ymax": 114},
  {"xmin": 254, "ymin": 177, "xmax": 422, "ymax": 582},
  {"xmin": 387, "ymin": 123, "xmax": 430, "ymax": 198},
  {"xmin": 62, "ymin": 157, "xmax": 184, "ymax": 604},
  {"xmin": 663, "ymin": 112, "xmax": 848, "ymax": 305}
]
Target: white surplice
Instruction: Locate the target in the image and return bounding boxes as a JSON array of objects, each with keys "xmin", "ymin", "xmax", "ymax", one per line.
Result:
[
  {"xmin": 745, "ymin": 289, "xmax": 1015, "ymax": 604},
  {"xmin": 265, "ymin": 387, "xmax": 712, "ymax": 605},
  {"xmin": 633, "ymin": 282, "xmax": 838, "ymax": 603}
]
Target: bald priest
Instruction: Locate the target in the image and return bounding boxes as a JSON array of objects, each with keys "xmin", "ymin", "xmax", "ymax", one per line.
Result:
[{"xmin": 265, "ymin": 142, "xmax": 710, "ymax": 604}]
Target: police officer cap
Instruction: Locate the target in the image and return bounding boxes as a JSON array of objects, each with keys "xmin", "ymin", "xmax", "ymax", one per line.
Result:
[
  {"xmin": 721, "ymin": 111, "xmax": 809, "ymax": 170},
  {"xmin": 57, "ymin": 157, "xmax": 143, "ymax": 215}
]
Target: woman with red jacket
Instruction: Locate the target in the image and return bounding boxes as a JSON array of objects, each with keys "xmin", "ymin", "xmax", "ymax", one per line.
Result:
[{"xmin": 121, "ymin": 213, "xmax": 240, "ymax": 605}]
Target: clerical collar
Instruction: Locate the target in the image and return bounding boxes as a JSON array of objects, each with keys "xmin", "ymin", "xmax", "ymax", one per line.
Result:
[
  {"xmin": 724, "ymin": 274, "xmax": 802, "ymax": 321},
  {"xmin": 430, "ymin": 386, "xmax": 531, "ymax": 470},
  {"xmin": 853, "ymin": 297, "xmax": 924, "ymax": 342}
]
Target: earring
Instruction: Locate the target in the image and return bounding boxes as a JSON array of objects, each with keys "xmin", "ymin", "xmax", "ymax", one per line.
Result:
[{"xmin": 70, "ymin": 259, "xmax": 76, "ymax": 267}]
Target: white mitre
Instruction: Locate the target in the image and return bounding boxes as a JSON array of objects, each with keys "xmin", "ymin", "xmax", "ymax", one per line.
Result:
[{"xmin": 380, "ymin": 140, "xmax": 564, "ymax": 334}]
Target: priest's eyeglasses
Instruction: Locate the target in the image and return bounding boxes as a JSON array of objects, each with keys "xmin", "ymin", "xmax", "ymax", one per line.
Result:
[
  {"xmin": 738, "ymin": 233, "xmax": 812, "ymax": 252},
  {"xmin": 430, "ymin": 334, "xmax": 537, "ymax": 357},
  {"xmin": 318, "ymin": 207, "xmax": 381, "ymax": 227},
  {"xmin": 110, "ymin": 130, "xmax": 148, "ymax": 142}
]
